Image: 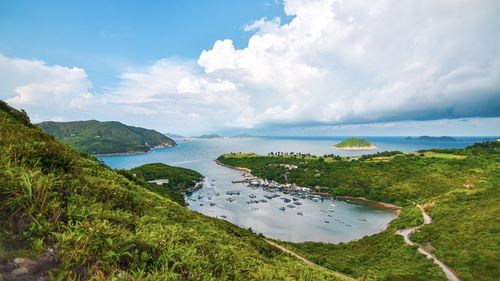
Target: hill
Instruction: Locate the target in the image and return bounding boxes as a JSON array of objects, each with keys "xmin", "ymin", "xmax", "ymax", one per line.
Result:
[
  {"xmin": 165, "ymin": 132, "xmax": 185, "ymax": 139},
  {"xmin": 125, "ymin": 163, "xmax": 203, "ymax": 204},
  {"xmin": 36, "ymin": 120, "xmax": 176, "ymax": 155},
  {"xmin": 195, "ymin": 134, "xmax": 223, "ymax": 139},
  {"xmin": 217, "ymin": 142, "xmax": 500, "ymax": 281},
  {"xmin": 334, "ymin": 137, "xmax": 375, "ymax": 150},
  {"xmin": 231, "ymin": 133, "xmax": 255, "ymax": 138},
  {"xmin": 406, "ymin": 136, "xmax": 457, "ymax": 141},
  {"xmin": 0, "ymin": 100, "xmax": 341, "ymax": 280}
]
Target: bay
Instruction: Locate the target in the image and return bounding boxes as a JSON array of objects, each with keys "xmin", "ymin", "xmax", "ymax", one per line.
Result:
[{"xmin": 99, "ymin": 136, "xmax": 490, "ymax": 243}]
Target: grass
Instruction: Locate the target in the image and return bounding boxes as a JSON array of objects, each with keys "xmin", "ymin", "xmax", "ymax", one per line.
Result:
[
  {"xmin": 217, "ymin": 142, "xmax": 500, "ymax": 281},
  {"xmin": 0, "ymin": 100, "xmax": 343, "ymax": 280}
]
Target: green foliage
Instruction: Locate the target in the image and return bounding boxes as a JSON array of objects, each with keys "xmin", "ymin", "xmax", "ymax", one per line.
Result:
[
  {"xmin": 36, "ymin": 120, "xmax": 176, "ymax": 155},
  {"xmin": 0, "ymin": 102, "xmax": 341, "ymax": 280},
  {"xmin": 218, "ymin": 142, "xmax": 500, "ymax": 281},
  {"xmin": 334, "ymin": 137, "xmax": 373, "ymax": 148}
]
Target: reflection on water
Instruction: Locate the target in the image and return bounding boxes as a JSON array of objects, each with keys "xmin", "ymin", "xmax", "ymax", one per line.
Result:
[{"xmin": 99, "ymin": 136, "xmax": 486, "ymax": 243}]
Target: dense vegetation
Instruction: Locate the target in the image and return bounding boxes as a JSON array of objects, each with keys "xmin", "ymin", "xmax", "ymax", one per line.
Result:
[
  {"xmin": 334, "ymin": 137, "xmax": 373, "ymax": 148},
  {"xmin": 0, "ymin": 101, "xmax": 341, "ymax": 280},
  {"xmin": 126, "ymin": 163, "xmax": 203, "ymax": 204},
  {"xmin": 218, "ymin": 142, "xmax": 500, "ymax": 281},
  {"xmin": 37, "ymin": 120, "xmax": 176, "ymax": 155}
]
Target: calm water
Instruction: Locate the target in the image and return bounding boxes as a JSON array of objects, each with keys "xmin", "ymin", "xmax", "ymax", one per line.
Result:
[{"xmin": 99, "ymin": 136, "xmax": 491, "ymax": 243}]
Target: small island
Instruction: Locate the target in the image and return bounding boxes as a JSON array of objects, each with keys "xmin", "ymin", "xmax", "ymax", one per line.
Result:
[{"xmin": 334, "ymin": 137, "xmax": 376, "ymax": 150}]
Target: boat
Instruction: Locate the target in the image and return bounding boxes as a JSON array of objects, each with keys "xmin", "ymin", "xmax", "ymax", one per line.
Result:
[
  {"xmin": 199, "ymin": 203, "xmax": 204, "ymax": 206},
  {"xmin": 346, "ymin": 224, "xmax": 352, "ymax": 227},
  {"xmin": 292, "ymin": 198, "xmax": 299, "ymax": 201},
  {"xmin": 293, "ymin": 201, "xmax": 302, "ymax": 205},
  {"xmin": 330, "ymin": 204, "xmax": 336, "ymax": 207},
  {"xmin": 283, "ymin": 198, "xmax": 291, "ymax": 203},
  {"xmin": 280, "ymin": 207, "xmax": 286, "ymax": 211},
  {"xmin": 221, "ymin": 215, "xmax": 227, "ymax": 219},
  {"xmin": 209, "ymin": 202, "xmax": 215, "ymax": 206},
  {"xmin": 297, "ymin": 212, "xmax": 303, "ymax": 216},
  {"xmin": 215, "ymin": 192, "xmax": 221, "ymax": 197},
  {"xmin": 357, "ymin": 218, "xmax": 367, "ymax": 222},
  {"xmin": 226, "ymin": 191, "xmax": 240, "ymax": 195},
  {"xmin": 198, "ymin": 195, "xmax": 203, "ymax": 200},
  {"xmin": 324, "ymin": 220, "xmax": 330, "ymax": 223},
  {"xmin": 287, "ymin": 204, "xmax": 296, "ymax": 208},
  {"xmin": 226, "ymin": 198, "xmax": 236, "ymax": 202},
  {"xmin": 328, "ymin": 208, "xmax": 335, "ymax": 212},
  {"xmin": 249, "ymin": 194, "xmax": 257, "ymax": 199},
  {"xmin": 328, "ymin": 214, "xmax": 333, "ymax": 217}
]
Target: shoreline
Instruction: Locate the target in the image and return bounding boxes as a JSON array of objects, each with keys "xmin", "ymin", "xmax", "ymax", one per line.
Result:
[
  {"xmin": 95, "ymin": 143, "xmax": 176, "ymax": 157},
  {"xmin": 214, "ymin": 160, "xmax": 400, "ymax": 216},
  {"xmin": 213, "ymin": 159, "xmax": 252, "ymax": 173},
  {"xmin": 336, "ymin": 195, "xmax": 401, "ymax": 216},
  {"xmin": 334, "ymin": 145, "xmax": 377, "ymax": 151}
]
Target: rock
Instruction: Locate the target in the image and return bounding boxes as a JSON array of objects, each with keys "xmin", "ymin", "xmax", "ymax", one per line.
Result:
[
  {"xmin": 11, "ymin": 266, "xmax": 29, "ymax": 276},
  {"xmin": 13, "ymin": 258, "xmax": 26, "ymax": 264}
]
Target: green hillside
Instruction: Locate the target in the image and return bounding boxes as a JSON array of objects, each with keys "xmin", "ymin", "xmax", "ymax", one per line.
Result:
[
  {"xmin": 124, "ymin": 163, "xmax": 203, "ymax": 204},
  {"xmin": 217, "ymin": 143, "xmax": 500, "ymax": 281},
  {"xmin": 334, "ymin": 137, "xmax": 373, "ymax": 148},
  {"xmin": 0, "ymin": 101, "xmax": 341, "ymax": 280},
  {"xmin": 36, "ymin": 120, "xmax": 176, "ymax": 155}
]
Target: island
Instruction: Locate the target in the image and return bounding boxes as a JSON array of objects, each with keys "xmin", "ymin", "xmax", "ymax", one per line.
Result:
[
  {"xmin": 165, "ymin": 132, "xmax": 186, "ymax": 139},
  {"xmin": 36, "ymin": 120, "xmax": 176, "ymax": 155},
  {"xmin": 406, "ymin": 136, "xmax": 457, "ymax": 141},
  {"xmin": 194, "ymin": 133, "xmax": 223, "ymax": 139},
  {"xmin": 334, "ymin": 137, "xmax": 376, "ymax": 150},
  {"xmin": 230, "ymin": 133, "xmax": 255, "ymax": 138}
]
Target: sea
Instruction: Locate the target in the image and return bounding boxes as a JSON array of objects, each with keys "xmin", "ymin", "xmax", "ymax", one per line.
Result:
[{"xmin": 99, "ymin": 136, "xmax": 493, "ymax": 243}]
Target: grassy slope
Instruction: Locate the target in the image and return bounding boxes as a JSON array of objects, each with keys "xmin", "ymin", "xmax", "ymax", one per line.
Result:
[
  {"xmin": 217, "ymin": 144, "xmax": 500, "ymax": 281},
  {"xmin": 335, "ymin": 137, "xmax": 372, "ymax": 148},
  {"xmin": 36, "ymin": 120, "xmax": 176, "ymax": 155},
  {"xmin": 0, "ymin": 101, "xmax": 340, "ymax": 280}
]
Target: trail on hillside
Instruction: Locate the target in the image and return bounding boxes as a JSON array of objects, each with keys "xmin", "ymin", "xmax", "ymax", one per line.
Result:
[
  {"xmin": 396, "ymin": 204, "xmax": 460, "ymax": 281},
  {"xmin": 265, "ymin": 239, "xmax": 355, "ymax": 281}
]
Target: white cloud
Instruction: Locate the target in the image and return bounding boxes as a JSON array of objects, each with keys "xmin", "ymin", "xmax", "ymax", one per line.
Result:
[
  {"xmin": 1, "ymin": 0, "xmax": 499, "ymax": 135},
  {"xmin": 0, "ymin": 54, "xmax": 93, "ymax": 109},
  {"xmin": 194, "ymin": 0, "xmax": 500, "ymax": 127}
]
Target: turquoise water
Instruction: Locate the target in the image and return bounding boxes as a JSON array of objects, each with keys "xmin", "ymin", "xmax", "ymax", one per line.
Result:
[{"xmin": 99, "ymin": 136, "xmax": 491, "ymax": 243}]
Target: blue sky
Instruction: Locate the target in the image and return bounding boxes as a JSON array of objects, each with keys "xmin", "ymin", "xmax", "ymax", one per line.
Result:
[
  {"xmin": 0, "ymin": 0, "xmax": 289, "ymax": 90},
  {"xmin": 0, "ymin": 0, "xmax": 499, "ymax": 136}
]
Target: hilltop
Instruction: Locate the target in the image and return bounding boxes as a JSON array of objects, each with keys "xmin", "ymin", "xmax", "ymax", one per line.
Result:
[
  {"xmin": 194, "ymin": 133, "xmax": 223, "ymax": 139},
  {"xmin": 36, "ymin": 120, "xmax": 176, "ymax": 155},
  {"xmin": 0, "ymin": 101, "xmax": 342, "ymax": 280},
  {"xmin": 334, "ymin": 137, "xmax": 375, "ymax": 150},
  {"xmin": 231, "ymin": 133, "xmax": 255, "ymax": 138}
]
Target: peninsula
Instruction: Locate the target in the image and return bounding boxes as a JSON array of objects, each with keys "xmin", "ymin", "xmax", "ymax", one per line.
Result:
[
  {"xmin": 334, "ymin": 137, "xmax": 376, "ymax": 150},
  {"xmin": 36, "ymin": 120, "xmax": 176, "ymax": 155}
]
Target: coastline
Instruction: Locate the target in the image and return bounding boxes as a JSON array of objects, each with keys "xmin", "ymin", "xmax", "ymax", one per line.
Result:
[
  {"xmin": 213, "ymin": 159, "xmax": 252, "ymax": 173},
  {"xmin": 214, "ymin": 159, "xmax": 400, "ymax": 216},
  {"xmin": 334, "ymin": 145, "xmax": 377, "ymax": 151},
  {"xmin": 94, "ymin": 142, "xmax": 175, "ymax": 157},
  {"xmin": 336, "ymin": 195, "xmax": 401, "ymax": 216}
]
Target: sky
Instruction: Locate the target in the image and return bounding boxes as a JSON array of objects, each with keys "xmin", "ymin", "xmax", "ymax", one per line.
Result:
[{"xmin": 0, "ymin": 0, "xmax": 499, "ymax": 136}]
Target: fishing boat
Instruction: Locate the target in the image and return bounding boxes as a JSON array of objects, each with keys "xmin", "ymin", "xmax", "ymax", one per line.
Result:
[
  {"xmin": 280, "ymin": 207, "xmax": 286, "ymax": 211},
  {"xmin": 297, "ymin": 212, "xmax": 303, "ymax": 216},
  {"xmin": 293, "ymin": 201, "xmax": 302, "ymax": 205},
  {"xmin": 324, "ymin": 220, "xmax": 330, "ymax": 223}
]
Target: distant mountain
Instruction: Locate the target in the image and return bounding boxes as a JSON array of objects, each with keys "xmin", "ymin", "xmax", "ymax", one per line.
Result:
[
  {"xmin": 230, "ymin": 133, "xmax": 255, "ymax": 138},
  {"xmin": 165, "ymin": 132, "xmax": 186, "ymax": 139},
  {"xmin": 194, "ymin": 134, "xmax": 223, "ymax": 139},
  {"xmin": 406, "ymin": 136, "xmax": 457, "ymax": 141},
  {"xmin": 36, "ymin": 120, "xmax": 176, "ymax": 155}
]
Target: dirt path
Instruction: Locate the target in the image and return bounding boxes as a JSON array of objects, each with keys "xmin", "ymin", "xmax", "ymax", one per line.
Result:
[
  {"xmin": 265, "ymin": 239, "xmax": 355, "ymax": 281},
  {"xmin": 396, "ymin": 204, "xmax": 460, "ymax": 281}
]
